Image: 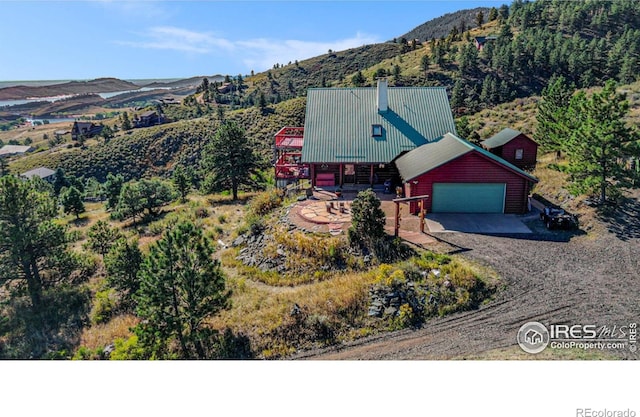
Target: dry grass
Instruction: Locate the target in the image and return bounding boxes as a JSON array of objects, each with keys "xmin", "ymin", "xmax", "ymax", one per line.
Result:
[{"xmin": 79, "ymin": 314, "xmax": 139, "ymax": 351}]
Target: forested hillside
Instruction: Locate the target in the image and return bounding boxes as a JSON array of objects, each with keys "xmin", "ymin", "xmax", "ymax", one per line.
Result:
[{"xmin": 400, "ymin": 7, "xmax": 492, "ymax": 41}]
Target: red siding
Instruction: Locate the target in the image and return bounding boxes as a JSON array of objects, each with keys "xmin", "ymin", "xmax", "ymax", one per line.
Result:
[
  {"xmin": 498, "ymin": 134, "xmax": 538, "ymax": 170},
  {"xmin": 408, "ymin": 151, "xmax": 533, "ymax": 214}
]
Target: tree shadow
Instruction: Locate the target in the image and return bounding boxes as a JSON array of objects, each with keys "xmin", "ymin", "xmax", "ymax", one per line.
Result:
[
  {"xmin": 0, "ymin": 286, "xmax": 91, "ymax": 359},
  {"xmin": 216, "ymin": 328, "xmax": 254, "ymax": 359},
  {"xmin": 597, "ymin": 196, "xmax": 640, "ymax": 241}
]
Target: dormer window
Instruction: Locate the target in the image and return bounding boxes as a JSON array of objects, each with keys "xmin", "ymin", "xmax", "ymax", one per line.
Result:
[{"xmin": 372, "ymin": 124, "xmax": 383, "ymax": 137}]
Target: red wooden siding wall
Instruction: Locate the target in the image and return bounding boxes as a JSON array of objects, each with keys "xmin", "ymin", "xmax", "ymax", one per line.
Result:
[
  {"xmin": 498, "ymin": 134, "xmax": 538, "ymax": 170},
  {"xmin": 407, "ymin": 151, "xmax": 532, "ymax": 214}
]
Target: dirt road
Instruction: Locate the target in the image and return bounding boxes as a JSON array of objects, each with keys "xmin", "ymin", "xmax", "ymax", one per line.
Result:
[{"xmin": 295, "ymin": 211, "xmax": 640, "ymax": 360}]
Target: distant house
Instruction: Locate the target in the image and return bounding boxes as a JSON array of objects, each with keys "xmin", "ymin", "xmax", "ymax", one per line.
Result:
[
  {"xmin": 71, "ymin": 121, "xmax": 103, "ymax": 140},
  {"xmin": 474, "ymin": 35, "xmax": 497, "ymax": 51},
  {"xmin": 135, "ymin": 110, "xmax": 163, "ymax": 128},
  {"xmin": 217, "ymin": 83, "xmax": 233, "ymax": 94},
  {"xmin": 21, "ymin": 167, "xmax": 56, "ymax": 183},
  {"xmin": 0, "ymin": 145, "xmax": 32, "ymax": 158},
  {"xmin": 481, "ymin": 128, "xmax": 538, "ymax": 170}
]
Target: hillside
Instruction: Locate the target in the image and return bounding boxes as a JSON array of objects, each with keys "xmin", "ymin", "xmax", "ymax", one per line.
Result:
[
  {"xmin": 400, "ymin": 7, "xmax": 492, "ymax": 41},
  {"xmin": 0, "ymin": 78, "xmax": 139, "ymax": 100}
]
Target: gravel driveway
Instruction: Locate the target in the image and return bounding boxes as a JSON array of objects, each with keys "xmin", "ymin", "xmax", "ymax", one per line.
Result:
[{"xmin": 295, "ymin": 208, "xmax": 640, "ymax": 360}]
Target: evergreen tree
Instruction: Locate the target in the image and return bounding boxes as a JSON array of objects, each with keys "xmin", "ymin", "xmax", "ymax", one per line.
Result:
[
  {"xmin": 352, "ymin": 71, "xmax": 366, "ymax": 87},
  {"xmin": 200, "ymin": 121, "xmax": 262, "ymax": 200},
  {"xmin": 564, "ymin": 81, "xmax": 639, "ymax": 203},
  {"xmin": 0, "ymin": 157, "xmax": 9, "ymax": 177},
  {"xmin": 105, "ymin": 238, "xmax": 143, "ymax": 311},
  {"xmin": 105, "ymin": 172, "xmax": 125, "ymax": 210},
  {"xmin": 135, "ymin": 221, "xmax": 230, "ymax": 359},
  {"xmin": 488, "ymin": 7, "xmax": 498, "ymax": 22},
  {"xmin": 60, "ymin": 185, "xmax": 85, "ymax": 219},
  {"xmin": 420, "ymin": 54, "xmax": 430, "ymax": 80},
  {"xmin": 53, "ymin": 168, "xmax": 70, "ymax": 196},
  {"xmin": 137, "ymin": 179, "xmax": 175, "ymax": 216},
  {"xmin": 476, "ymin": 10, "xmax": 484, "ymax": 27},
  {"xmin": 172, "ymin": 165, "xmax": 191, "ymax": 203},
  {"xmin": 121, "ymin": 112, "xmax": 132, "ymax": 131},
  {"xmin": 113, "ymin": 182, "xmax": 145, "ymax": 225},
  {"xmin": 347, "ymin": 189, "xmax": 386, "ymax": 250},
  {"xmin": 535, "ymin": 75, "xmax": 575, "ymax": 152},
  {"xmin": 0, "ymin": 176, "xmax": 69, "ymax": 311},
  {"xmin": 87, "ymin": 220, "xmax": 122, "ymax": 257}
]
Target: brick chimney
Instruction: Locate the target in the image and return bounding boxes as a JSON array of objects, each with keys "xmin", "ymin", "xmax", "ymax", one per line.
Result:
[{"xmin": 377, "ymin": 78, "xmax": 388, "ymax": 112}]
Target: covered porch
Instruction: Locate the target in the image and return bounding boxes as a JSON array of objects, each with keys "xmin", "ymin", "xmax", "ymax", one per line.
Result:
[{"xmin": 310, "ymin": 162, "xmax": 401, "ymax": 192}]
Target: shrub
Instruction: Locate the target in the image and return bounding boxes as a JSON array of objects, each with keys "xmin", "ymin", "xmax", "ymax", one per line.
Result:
[
  {"xmin": 90, "ymin": 289, "xmax": 117, "ymax": 325},
  {"xmin": 248, "ymin": 189, "xmax": 283, "ymax": 216}
]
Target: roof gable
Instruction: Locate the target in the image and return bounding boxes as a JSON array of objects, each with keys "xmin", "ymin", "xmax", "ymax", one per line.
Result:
[
  {"xmin": 396, "ymin": 132, "xmax": 538, "ymax": 183},
  {"xmin": 301, "ymin": 87, "xmax": 456, "ymax": 163},
  {"xmin": 481, "ymin": 128, "xmax": 537, "ymax": 149}
]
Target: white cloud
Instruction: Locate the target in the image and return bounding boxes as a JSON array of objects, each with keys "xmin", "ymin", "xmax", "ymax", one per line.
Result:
[
  {"xmin": 237, "ymin": 32, "xmax": 381, "ymax": 71},
  {"xmin": 118, "ymin": 27, "xmax": 380, "ymax": 70},
  {"xmin": 116, "ymin": 26, "xmax": 234, "ymax": 54}
]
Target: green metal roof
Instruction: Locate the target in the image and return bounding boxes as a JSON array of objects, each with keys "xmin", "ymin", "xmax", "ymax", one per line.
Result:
[
  {"xmin": 301, "ymin": 87, "xmax": 456, "ymax": 163},
  {"xmin": 396, "ymin": 132, "xmax": 538, "ymax": 183},
  {"xmin": 481, "ymin": 128, "xmax": 528, "ymax": 149}
]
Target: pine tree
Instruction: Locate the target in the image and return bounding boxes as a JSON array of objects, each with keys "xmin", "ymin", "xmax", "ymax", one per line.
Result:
[
  {"xmin": 476, "ymin": 10, "xmax": 484, "ymax": 27},
  {"xmin": 172, "ymin": 165, "xmax": 191, "ymax": 203},
  {"xmin": 535, "ymin": 75, "xmax": 575, "ymax": 152},
  {"xmin": 0, "ymin": 176, "xmax": 69, "ymax": 311},
  {"xmin": 348, "ymin": 189, "xmax": 386, "ymax": 250},
  {"xmin": 60, "ymin": 185, "xmax": 85, "ymax": 219},
  {"xmin": 121, "ymin": 112, "xmax": 132, "ymax": 131},
  {"xmin": 564, "ymin": 81, "xmax": 639, "ymax": 203},
  {"xmin": 105, "ymin": 172, "xmax": 124, "ymax": 210},
  {"xmin": 200, "ymin": 121, "xmax": 262, "ymax": 200},
  {"xmin": 105, "ymin": 238, "xmax": 143, "ymax": 311},
  {"xmin": 135, "ymin": 221, "xmax": 230, "ymax": 359},
  {"xmin": 87, "ymin": 220, "xmax": 122, "ymax": 257}
]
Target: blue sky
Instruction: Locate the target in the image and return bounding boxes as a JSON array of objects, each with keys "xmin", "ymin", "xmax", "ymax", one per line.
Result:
[{"xmin": 0, "ymin": 1, "xmax": 505, "ymax": 81}]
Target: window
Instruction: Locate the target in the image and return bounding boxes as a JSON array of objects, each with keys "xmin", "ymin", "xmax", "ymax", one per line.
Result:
[
  {"xmin": 372, "ymin": 124, "xmax": 383, "ymax": 137},
  {"xmin": 515, "ymin": 149, "xmax": 524, "ymax": 160}
]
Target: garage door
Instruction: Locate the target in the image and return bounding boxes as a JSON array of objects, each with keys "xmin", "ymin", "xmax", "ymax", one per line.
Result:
[{"xmin": 432, "ymin": 183, "xmax": 505, "ymax": 213}]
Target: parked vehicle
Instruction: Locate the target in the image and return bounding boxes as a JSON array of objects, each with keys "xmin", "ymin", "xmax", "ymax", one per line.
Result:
[{"xmin": 540, "ymin": 206, "xmax": 579, "ymax": 230}]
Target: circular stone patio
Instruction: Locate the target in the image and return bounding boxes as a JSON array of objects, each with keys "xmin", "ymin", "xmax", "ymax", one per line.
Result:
[{"xmin": 298, "ymin": 200, "xmax": 352, "ymax": 224}]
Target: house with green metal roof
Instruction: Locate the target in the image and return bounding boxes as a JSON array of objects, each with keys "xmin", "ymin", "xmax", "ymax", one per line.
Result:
[
  {"xmin": 396, "ymin": 132, "xmax": 538, "ymax": 214},
  {"xmin": 300, "ymin": 79, "xmax": 457, "ymax": 189}
]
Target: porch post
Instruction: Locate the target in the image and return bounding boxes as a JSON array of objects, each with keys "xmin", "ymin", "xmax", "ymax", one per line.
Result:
[
  {"xmin": 394, "ymin": 201, "xmax": 400, "ymax": 237},
  {"xmin": 339, "ymin": 164, "xmax": 343, "ymax": 187},
  {"xmin": 310, "ymin": 164, "xmax": 315, "ymax": 188},
  {"xmin": 419, "ymin": 199, "xmax": 425, "ymax": 233},
  {"xmin": 369, "ymin": 164, "xmax": 374, "ymax": 186}
]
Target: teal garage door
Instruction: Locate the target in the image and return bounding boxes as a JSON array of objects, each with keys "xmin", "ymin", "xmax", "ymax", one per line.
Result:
[{"xmin": 432, "ymin": 183, "xmax": 505, "ymax": 213}]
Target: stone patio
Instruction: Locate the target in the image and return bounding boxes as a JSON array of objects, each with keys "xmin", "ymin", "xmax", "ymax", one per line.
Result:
[{"xmin": 287, "ymin": 188, "xmax": 438, "ymax": 246}]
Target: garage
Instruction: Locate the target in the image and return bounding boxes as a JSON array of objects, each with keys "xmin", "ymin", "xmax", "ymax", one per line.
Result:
[
  {"xmin": 432, "ymin": 183, "xmax": 505, "ymax": 213},
  {"xmin": 395, "ymin": 133, "xmax": 538, "ymax": 214}
]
